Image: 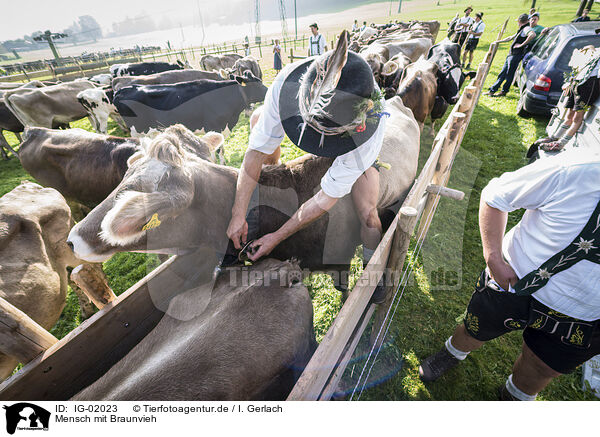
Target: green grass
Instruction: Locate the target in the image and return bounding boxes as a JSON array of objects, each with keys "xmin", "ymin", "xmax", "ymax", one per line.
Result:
[{"xmin": 1, "ymin": 0, "xmax": 597, "ymax": 400}]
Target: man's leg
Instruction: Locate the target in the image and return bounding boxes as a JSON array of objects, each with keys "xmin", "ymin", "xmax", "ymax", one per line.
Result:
[
  {"xmin": 500, "ymin": 55, "xmax": 523, "ymax": 94},
  {"xmin": 488, "ymin": 56, "xmax": 511, "ymax": 93},
  {"xmin": 508, "ymin": 342, "xmax": 561, "ymax": 398}
]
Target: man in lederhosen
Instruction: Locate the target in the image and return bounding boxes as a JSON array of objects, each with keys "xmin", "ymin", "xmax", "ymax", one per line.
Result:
[
  {"xmin": 462, "ymin": 12, "xmax": 485, "ymax": 70},
  {"xmin": 486, "ymin": 14, "xmax": 536, "ymax": 97},
  {"xmin": 308, "ymin": 23, "xmax": 327, "ymax": 57},
  {"xmin": 227, "ymin": 31, "xmax": 388, "ymax": 301},
  {"xmin": 453, "ymin": 6, "xmax": 474, "ymax": 48},
  {"xmin": 418, "ymin": 148, "xmax": 600, "ymax": 400}
]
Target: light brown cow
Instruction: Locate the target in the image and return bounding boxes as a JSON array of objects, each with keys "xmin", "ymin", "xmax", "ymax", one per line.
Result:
[
  {"xmin": 199, "ymin": 53, "xmax": 243, "ymax": 72},
  {"xmin": 67, "ymin": 97, "xmax": 419, "ymax": 277},
  {"xmin": 112, "ymin": 69, "xmax": 224, "ymax": 92},
  {"xmin": 0, "ymin": 182, "xmax": 88, "ymax": 380},
  {"xmin": 384, "ymin": 37, "xmax": 433, "ymax": 62},
  {"xmin": 73, "ymin": 258, "xmax": 316, "ymax": 400},
  {"xmin": 3, "ymin": 80, "xmax": 96, "ymax": 128}
]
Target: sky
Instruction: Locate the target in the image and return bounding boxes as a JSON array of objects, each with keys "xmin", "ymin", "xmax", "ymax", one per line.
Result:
[{"xmin": 0, "ymin": 0, "xmax": 250, "ymax": 40}]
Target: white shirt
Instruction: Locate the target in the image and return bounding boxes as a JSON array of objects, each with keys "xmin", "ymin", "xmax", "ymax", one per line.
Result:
[
  {"xmin": 467, "ymin": 21, "xmax": 485, "ymax": 40},
  {"xmin": 481, "ymin": 149, "xmax": 600, "ymax": 321},
  {"xmin": 248, "ymin": 62, "xmax": 385, "ymax": 199},
  {"xmin": 456, "ymin": 16, "xmax": 474, "ymax": 33},
  {"xmin": 309, "ymin": 33, "xmax": 326, "ymax": 56}
]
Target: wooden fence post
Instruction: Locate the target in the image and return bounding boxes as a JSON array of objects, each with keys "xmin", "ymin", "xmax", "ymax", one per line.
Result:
[
  {"xmin": 258, "ymin": 42, "xmax": 262, "ymax": 57},
  {"xmin": 0, "ymin": 297, "xmax": 58, "ymax": 363},
  {"xmin": 71, "ymin": 264, "xmax": 117, "ymax": 310}
]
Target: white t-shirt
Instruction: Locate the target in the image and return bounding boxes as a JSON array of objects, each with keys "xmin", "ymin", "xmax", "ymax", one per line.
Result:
[
  {"xmin": 248, "ymin": 62, "xmax": 385, "ymax": 199},
  {"xmin": 467, "ymin": 21, "xmax": 486, "ymax": 40},
  {"xmin": 481, "ymin": 149, "xmax": 600, "ymax": 321},
  {"xmin": 309, "ymin": 33, "xmax": 326, "ymax": 56},
  {"xmin": 456, "ymin": 16, "xmax": 474, "ymax": 33}
]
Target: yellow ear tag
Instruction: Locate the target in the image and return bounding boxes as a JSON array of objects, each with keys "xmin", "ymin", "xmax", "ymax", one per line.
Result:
[{"xmin": 142, "ymin": 213, "xmax": 161, "ymax": 231}]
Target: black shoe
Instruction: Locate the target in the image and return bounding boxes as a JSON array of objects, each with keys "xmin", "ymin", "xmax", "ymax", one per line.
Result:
[
  {"xmin": 370, "ymin": 271, "xmax": 387, "ymax": 304},
  {"xmin": 418, "ymin": 347, "xmax": 460, "ymax": 382},
  {"xmin": 466, "ymin": 63, "xmax": 471, "ymax": 69},
  {"xmin": 485, "ymin": 90, "xmax": 496, "ymax": 96},
  {"xmin": 499, "ymin": 384, "xmax": 520, "ymax": 401}
]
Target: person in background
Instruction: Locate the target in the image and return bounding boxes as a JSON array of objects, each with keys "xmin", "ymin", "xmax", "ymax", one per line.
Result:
[
  {"xmin": 244, "ymin": 43, "xmax": 251, "ymax": 57},
  {"xmin": 463, "ymin": 12, "xmax": 485, "ymax": 69},
  {"xmin": 418, "ymin": 147, "xmax": 600, "ymax": 401},
  {"xmin": 352, "ymin": 19, "xmax": 359, "ymax": 32},
  {"xmin": 273, "ymin": 39, "xmax": 282, "ymax": 72},
  {"xmin": 535, "ymin": 45, "xmax": 600, "ymax": 152},
  {"xmin": 360, "ymin": 21, "xmax": 367, "ymax": 32},
  {"xmin": 454, "ymin": 6, "xmax": 474, "ymax": 48},
  {"xmin": 486, "ymin": 14, "xmax": 536, "ymax": 97},
  {"xmin": 528, "ymin": 12, "xmax": 546, "ymax": 41},
  {"xmin": 573, "ymin": 9, "xmax": 591, "ymax": 23},
  {"xmin": 308, "ymin": 23, "xmax": 327, "ymax": 56},
  {"xmin": 529, "ymin": 8, "xmax": 536, "ymax": 16}
]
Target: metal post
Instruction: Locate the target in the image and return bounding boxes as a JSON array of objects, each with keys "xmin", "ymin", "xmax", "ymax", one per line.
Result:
[{"xmin": 294, "ymin": 0, "xmax": 298, "ymax": 39}]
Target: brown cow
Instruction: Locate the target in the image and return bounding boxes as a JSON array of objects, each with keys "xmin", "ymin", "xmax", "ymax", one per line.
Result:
[
  {"xmin": 232, "ymin": 56, "xmax": 263, "ymax": 80},
  {"xmin": 0, "ymin": 182, "xmax": 91, "ymax": 380},
  {"xmin": 112, "ymin": 69, "xmax": 224, "ymax": 92},
  {"xmin": 384, "ymin": 37, "xmax": 433, "ymax": 62},
  {"xmin": 397, "ymin": 59, "xmax": 439, "ymax": 130},
  {"xmin": 72, "ymin": 258, "xmax": 316, "ymax": 400},
  {"xmin": 18, "ymin": 125, "xmax": 223, "ymax": 208}
]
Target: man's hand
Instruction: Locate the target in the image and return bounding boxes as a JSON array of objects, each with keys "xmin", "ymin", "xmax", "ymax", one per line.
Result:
[
  {"xmin": 248, "ymin": 232, "xmax": 281, "ymax": 261},
  {"xmin": 227, "ymin": 215, "xmax": 248, "ymax": 250},
  {"xmin": 487, "ymin": 254, "xmax": 518, "ymax": 291}
]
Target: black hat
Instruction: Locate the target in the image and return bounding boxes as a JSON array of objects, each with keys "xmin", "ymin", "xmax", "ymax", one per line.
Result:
[
  {"xmin": 476, "ymin": 12, "xmax": 483, "ymax": 19},
  {"xmin": 529, "ymin": 12, "xmax": 540, "ymax": 19},
  {"xmin": 278, "ymin": 31, "xmax": 382, "ymax": 158},
  {"xmin": 464, "ymin": 6, "xmax": 473, "ymax": 12},
  {"xmin": 309, "ymin": 23, "xmax": 318, "ymax": 29}
]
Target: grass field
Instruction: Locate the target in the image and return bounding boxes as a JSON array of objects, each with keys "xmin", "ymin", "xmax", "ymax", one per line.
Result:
[{"xmin": 1, "ymin": 0, "xmax": 597, "ymax": 400}]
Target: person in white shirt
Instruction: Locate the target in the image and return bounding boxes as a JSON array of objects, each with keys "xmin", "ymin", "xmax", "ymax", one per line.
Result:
[
  {"xmin": 419, "ymin": 148, "xmax": 600, "ymax": 400},
  {"xmin": 227, "ymin": 31, "xmax": 389, "ymax": 302},
  {"xmin": 462, "ymin": 12, "xmax": 485, "ymax": 69},
  {"xmin": 308, "ymin": 23, "xmax": 327, "ymax": 56},
  {"xmin": 352, "ymin": 19, "xmax": 359, "ymax": 32},
  {"xmin": 453, "ymin": 6, "xmax": 474, "ymax": 47}
]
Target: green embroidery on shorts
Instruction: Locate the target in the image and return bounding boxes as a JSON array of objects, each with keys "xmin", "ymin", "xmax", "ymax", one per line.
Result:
[
  {"xmin": 570, "ymin": 326, "xmax": 585, "ymax": 346},
  {"xmin": 530, "ymin": 317, "xmax": 544, "ymax": 330},
  {"xmin": 465, "ymin": 312, "xmax": 479, "ymax": 334}
]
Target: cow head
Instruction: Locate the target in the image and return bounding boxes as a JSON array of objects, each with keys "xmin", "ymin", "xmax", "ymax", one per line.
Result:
[
  {"xmin": 230, "ymin": 72, "xmax": 267, "ymax": 105},
  {"xmin": 67, "ymin": 126, "xmax": 233, "ymax": 262}
]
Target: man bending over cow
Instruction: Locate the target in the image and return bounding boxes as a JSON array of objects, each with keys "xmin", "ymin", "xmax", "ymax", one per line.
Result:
[{"xmin": 227, "ymin": 30, "xmax": 388, "ymax": 302}]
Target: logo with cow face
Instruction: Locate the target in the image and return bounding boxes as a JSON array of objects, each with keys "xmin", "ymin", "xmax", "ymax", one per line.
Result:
[{"xmin": 3, "ymin": 403, "xmax": 50, "ymax": 434}]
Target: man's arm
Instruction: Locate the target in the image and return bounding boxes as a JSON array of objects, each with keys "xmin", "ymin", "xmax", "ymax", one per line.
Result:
[
  {"xmin": 513, "ymin": 31, "xmax": 536, "ymax": 49},
  {"xmin": 495, "ymin": 32, "xmax": 517, "ymax": 44},
  {"xmin": 479, "ymin": 198, "xmax": 517, "ymax": 290},
  {"xmin": 227, "ymin": 150, "xmax": 268, "ymax": 249},
  {"xmin": 248, "ymin": 189, "xmax": 338, "ymax": 261}
]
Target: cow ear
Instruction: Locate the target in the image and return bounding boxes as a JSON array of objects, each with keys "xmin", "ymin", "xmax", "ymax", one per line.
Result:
[
  {"xmin": 100, "ymin": 189, "xmax": 193, "ymax": 245},
  {"xmin": 202, "ymin": 131, "xmax": 224, "ymax": 151},
  {"xmin": 126, "ymin": 151, "xmax": 144, "ymax": 167}
]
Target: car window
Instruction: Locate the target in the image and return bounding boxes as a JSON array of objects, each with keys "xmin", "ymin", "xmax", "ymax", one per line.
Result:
[
  {"xmin": 556, "ymin": 35, "xmax": 600, "ymax": 69},
  {"xmin": 532, "ymin": 29, "xmax": 559, "ymax": 60}
]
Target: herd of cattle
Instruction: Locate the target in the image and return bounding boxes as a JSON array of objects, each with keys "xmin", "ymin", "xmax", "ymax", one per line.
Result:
[{"xmin": 0, "ymin": 20, "xmax": 474, "ymax": 400}]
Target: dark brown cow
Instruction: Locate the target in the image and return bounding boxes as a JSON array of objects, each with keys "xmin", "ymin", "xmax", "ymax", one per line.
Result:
[
  {"xmin": 397, "ymin": 59, "xmax": 439, "ymax": 129},
  {"xmin": 72, "ymin": 258, "xmax": 316, "ymax": 400}
]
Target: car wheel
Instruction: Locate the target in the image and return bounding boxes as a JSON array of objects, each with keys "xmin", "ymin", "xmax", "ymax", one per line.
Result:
[{"xmin": 516, "ymin": 90, "xmax": 529, "ymax": 117}]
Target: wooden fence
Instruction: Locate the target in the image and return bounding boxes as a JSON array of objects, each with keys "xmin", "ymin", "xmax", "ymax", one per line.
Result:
[
  {"xmin": 287, "ymin": 18, "xmax": 508, "ymax": 401},
  {"xmin": 0, "ymin": 20, "xmax": 508, "ymax": 401}
]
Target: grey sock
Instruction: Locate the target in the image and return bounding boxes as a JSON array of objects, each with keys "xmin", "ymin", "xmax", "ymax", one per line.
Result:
[
  {"xmin": 553, "ymin": 123, "xmax": 570, "ymax": 139},
  {"xmin": 558, "ymin": 134, "xmax": 573, "ymax": 146}
]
